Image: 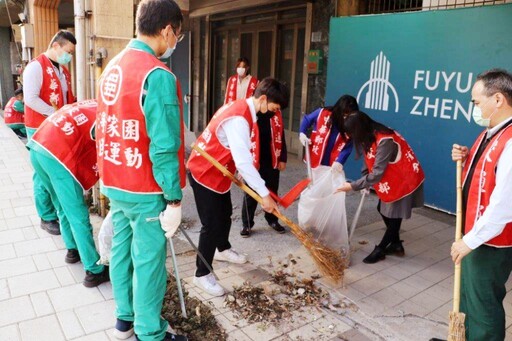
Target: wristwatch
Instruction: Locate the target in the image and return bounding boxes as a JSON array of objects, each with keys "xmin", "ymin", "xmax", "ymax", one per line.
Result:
[{"xmin": 166, "ymin": 199, "xmax": 181, "ymax": 206}]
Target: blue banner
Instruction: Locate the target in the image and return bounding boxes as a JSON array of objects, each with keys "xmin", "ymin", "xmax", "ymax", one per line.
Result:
[{"xmin": 326, "ymin": 4, "xmax": 512, "ymax": 212}]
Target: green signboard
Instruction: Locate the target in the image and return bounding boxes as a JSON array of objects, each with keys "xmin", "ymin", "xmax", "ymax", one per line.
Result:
[{"xmin": 326, "ymin": 4, "xmax": 512, "ymax": 212}]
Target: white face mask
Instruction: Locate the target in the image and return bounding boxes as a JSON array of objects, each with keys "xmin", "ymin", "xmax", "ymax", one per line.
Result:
[
  {"xmin": 160, "ymin": 30, "xmax": 178, "ymax": 59},
  {"xmin": 236, "ymin": 67, "xmax": 246, "ymax": 77},
  {"xmin": 472, "ymin": 99, "xmax": 497, "ymax": 127}
]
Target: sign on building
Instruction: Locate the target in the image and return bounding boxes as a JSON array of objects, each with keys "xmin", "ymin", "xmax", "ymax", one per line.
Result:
[{"xmin": 326, "ymin": 4, "xmax": 512, "ymax": 212}]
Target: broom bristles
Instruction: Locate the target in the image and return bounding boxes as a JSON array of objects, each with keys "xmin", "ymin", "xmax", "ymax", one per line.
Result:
[{"xmin": 448, "ymin": 311, "xmax": 466, "ymax": 341}]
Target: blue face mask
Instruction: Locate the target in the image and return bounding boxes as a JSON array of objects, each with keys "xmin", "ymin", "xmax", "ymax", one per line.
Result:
[{"xmin": 57, "ymin": 51, "xmax": 72, "ymax": 65}]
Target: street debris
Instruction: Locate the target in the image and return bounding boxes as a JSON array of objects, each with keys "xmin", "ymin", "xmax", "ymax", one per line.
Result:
[{"xmin": 161, "ymin": 274, "xmax": 227, "ymax": 341}]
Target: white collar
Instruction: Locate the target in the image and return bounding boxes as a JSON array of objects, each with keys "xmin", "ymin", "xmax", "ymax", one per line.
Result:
[
  {"xmin": 487, "ymin": 116, "xmax": 512, "ymax": 139},
  {"xmin": 246, "ymin": 98, "xmax": 257, "ymax": 123}
]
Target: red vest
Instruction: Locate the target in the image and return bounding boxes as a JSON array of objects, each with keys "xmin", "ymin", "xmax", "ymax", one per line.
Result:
[
  {"xmin": 462, "ymin": 124, "xmax": 512, "ymax": 247},
  {"xmin": 3, "ymin": 97, "xmax": 24, "ymax": 125},
  {"xmin": 96, "ymin": 47, "xmax": 185, "ymax": 194},
  {"xmin": 31, "ymin": 100, "xmax": 98, "ymax": 190},
  {"xmin": 187, "ymin": 99, "xmax": 258, "ymax": 193},
  {"xmin": 224, "ymin": 75, "xmax": 258, "ymax": 104},
  {"xmin": 365, "ymin": 131, "xmax": 425, "ymax": 203},
  {"xmin": 309, "ymin": 108, "xmax": 348, "ymax": 168},
  {"xmin": 269, "ymin": 110, "xmax": 284, "ymax": 169},
  {"xmin": 25, "ymin": 54, "xmax": 75, "ymax": 129}
]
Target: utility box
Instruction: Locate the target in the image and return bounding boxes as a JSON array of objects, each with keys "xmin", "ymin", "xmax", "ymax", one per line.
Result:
[
  {"xmin": 21, "ymin": 24, "xmax": 34, "ymax": 49},
  {"xmin": 307, "ymin": 49, "xmax": 323, "ymax": 74}
]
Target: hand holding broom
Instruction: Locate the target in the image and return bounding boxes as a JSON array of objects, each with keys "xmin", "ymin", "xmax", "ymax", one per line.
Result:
[{"xmin": 192, "ymin": 144, "xmax": 347, "ymax": 282}]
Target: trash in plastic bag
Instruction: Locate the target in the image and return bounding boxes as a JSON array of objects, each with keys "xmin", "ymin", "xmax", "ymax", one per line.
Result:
[
  {"xmin": 298, "ymin": 166, "xmax": 349, "ymax": 255},
  {"xmin": 97, "ymin": 211, "xmax": 113, "ymax": 265}
]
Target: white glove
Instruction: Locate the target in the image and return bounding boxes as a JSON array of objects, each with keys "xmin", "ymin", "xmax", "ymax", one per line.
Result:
[
  {"xmin": 159, "ymin": 204, "xmax": 182, "ymax": 238},
  {"xmin": 299, "ymin": 133, "xmax": 310, "ymax": 146},
  {"xmin": 331, "ymin": 161, "xmax": 343, "ymax": 173}
]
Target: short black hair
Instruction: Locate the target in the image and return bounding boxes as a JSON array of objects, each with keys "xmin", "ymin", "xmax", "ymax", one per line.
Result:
[
  {"xmin": 236, "ymin": 57, "xmax": 250, "ymax": 67},
  {"xmin": 254, "ymin": 78, "xmax": 290, "ymax": 110},
  {"xmin": 136, "ymin": 0, "xmax": 183, "ymax": 36},
  {"xmin": 14, "ymin": 87, "xmax": 23, "ymax": 96},
  {"xmin": 50, "ymin": 30, "xmax": 77, "ymax": 46},
  {"xmin": 329, "ymin": 94, "xmax": 359, "ymax": 133},
  {"xmin": 476, "ymin": 68, "xmax": 512, "ymax": 105}
]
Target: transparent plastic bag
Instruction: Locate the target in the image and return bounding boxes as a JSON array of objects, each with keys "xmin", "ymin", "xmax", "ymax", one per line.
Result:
[
  {"xmin": 298, "ymin": 166, "xmax": 349, "ymax": 253},
  {"xmin": 97, "ymin": 211, "xmax": 113, "ymax": 265}
]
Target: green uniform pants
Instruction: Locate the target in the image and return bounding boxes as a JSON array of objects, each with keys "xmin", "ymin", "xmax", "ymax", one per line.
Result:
[
  {"xmin": 109, "ymin": 198, "xmax": 168, "ymax": 341},
  {"xmin": 460, "ymin": 244, "xmax": 512, "ymax": 341},
  {"xmin": 29, "ymin": 150, "xmax": 104, "ymax": 274},
  {"xmin": 27, "ymin": 127, "xmax": 58, "ymax": 222},
  {"xmin": 7, "ymin": 123, "xmax": 27, "ymax": 137}
]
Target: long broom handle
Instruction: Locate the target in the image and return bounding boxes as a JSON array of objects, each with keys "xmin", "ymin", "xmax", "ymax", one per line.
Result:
[
  {"xmin": 191, "ymin": 144, "xmax": 296, "ymax": 229},
  {"xmin": 453, "ymin": 160, "xmax": 463, "ymax": 313}
]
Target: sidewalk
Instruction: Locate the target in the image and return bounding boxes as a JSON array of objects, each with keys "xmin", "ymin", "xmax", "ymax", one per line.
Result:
[{"xmin": 1, "ymin": 118, "xmax": 512, "ymax": 341}]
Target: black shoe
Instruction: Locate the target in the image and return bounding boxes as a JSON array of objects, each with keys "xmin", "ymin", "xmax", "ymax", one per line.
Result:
[
  {"xmin": 363, "ymin": 246, "xmax": 386, "ymax": 264},
  {"xmin": 113, "ymin": 318, "xmax": 134, "ymax": 340},
  {"xmin": 41, "ymin": 219, "xmax": 60, "ymax": 235},
  {"xmin": 384, "ymin": 240, "xmax": 405, "ymax": 257},
  {"xmin": 65, "ymin": 249, "xmax": 81, "ymax": 264},
  {"xmin": 136, "ymin": 332, "xmax": 188, "ymax": 341},
  {"xmin": 83, "ymin": 266, "xmax": 109, "ymax": 288},
  {"xmin": 429, "ymin": 339, "xmax": 446, "ymax": 341},
  {"xmin": 269, "ymin": 222, "xmax": 285, "ymax": 234},
  {"xmin": 240, "ymin": 226, "xmax": 251, "ymax": 238}
]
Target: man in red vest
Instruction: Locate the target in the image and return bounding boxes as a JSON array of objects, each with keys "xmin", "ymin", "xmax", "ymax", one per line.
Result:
[
  {"xmin": 224, "ymin": 57, "xmax": 258, "ymax": 104},
  {"xmin": 3, "ymin": 87, "xmax": 26, "ymax": 138},
  {"xmin": 449, "ymin": 69, "xmax": 512, "ymax": 341},
  {"xmin": 23, "ymin": 30, "xmax": 77, "ymax": 236},
  {"xmin": 187, "ymin": 78, "xmax": 289, "ymax": 297},
  {"xmin": 96, "ymin": 1, "xmax": 187, "ymax": 340},
  {"xmin": 27, "ymin": 100, "xmax": 109, "ymax": 288}
]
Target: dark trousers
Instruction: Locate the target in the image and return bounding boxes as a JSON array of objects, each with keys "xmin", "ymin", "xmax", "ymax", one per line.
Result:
[
  {"xmin": 460, "ymin": 245, "xmax": 512, "ymax": 341},
  {"xmin": 377, "ymin": 202, "xmax": 402, "ymax": 248},
  {"xmin": 241, "ymin": 166, "xmax": 280, "ymax": 228},
  {"xmin": 189, "ymin": 173, "xmax": 232, "ymax": 277}
]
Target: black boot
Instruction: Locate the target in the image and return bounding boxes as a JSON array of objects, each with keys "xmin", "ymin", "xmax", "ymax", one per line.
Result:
[
  {"xmin": 363, "ymin": 246, "xmax": 386, "ymax": 264},
  {"xmin": 384, "ymin": 240, "xmax": 405, "ymax": 256},
  {"xmin": 65, "ymin": 249, "xmax": 81, "ymax": 264},
  {"xmin": 83, "ymin": 266, "xmax": 110, "ymax": 288},
  {"xmin": 41, "ymin": 219, "xmax": 60, "ymax": 235},
  {"xmin": 240, "ymin": 226, "xmax": 251, "ymax": 238}
]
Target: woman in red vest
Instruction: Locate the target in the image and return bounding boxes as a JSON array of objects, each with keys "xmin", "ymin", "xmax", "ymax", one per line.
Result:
[
  {"xmin": 299, "ymin": 95, "xmax": 358, "ymax": 171},
  {"xmin": 3, "ymin": 88, "xmax": 26, "ymax": 138},
  {"xmin": 224, "ymin": 57, "xmax": 258, "ymax": 104},
  {"xmin": 336, "ymin": 111, "xmax": 424, "ymax": 264}
]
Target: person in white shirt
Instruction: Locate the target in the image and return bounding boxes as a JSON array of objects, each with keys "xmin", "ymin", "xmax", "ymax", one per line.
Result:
[
  {"xmin": 449, "ymin": 69, "xmax": 512, "ymax": 341},
  {"xmin": 224, "ymin": 57, "xmax": 258, "ymax": 104},
  {"xmin": 187, "ymin": 78, "xmax": 289, "ymax": 297}
]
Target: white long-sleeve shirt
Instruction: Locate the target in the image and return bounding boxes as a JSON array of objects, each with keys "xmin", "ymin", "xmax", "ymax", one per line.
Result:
[
  {"xmin": 463, "ymin": 117, "xmax": 512, "ymax": 249},
  {"xmin": 216, "ymin": 98, "xmax": 269, "ymax": 197},
  {"xmin": 23, "ymin": 55, "xmax": 70, "ymax": 116}
]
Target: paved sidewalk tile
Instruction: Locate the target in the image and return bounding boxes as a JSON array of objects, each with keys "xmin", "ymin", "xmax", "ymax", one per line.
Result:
[
  {"xmin": 32, "ymin": 254, "xmax": 53, "ymax": 271},
  {"xmin": 0, "ymin": 279, "xmax": 10, "ymax": 301},
  {"xmin": 0, "ymin": 296, "xmax": 36, "ymax": 326},
  {"xmin": 57, "ymin": 310, "xmax": 85, "ymax": 340},
  {"xmin": 0, "ymin": 244, "xmax": 16, "ymax": 262},
  {"xmin": 0, "ymin": 230, "xmax": 25, "ymax": 246},
  {"xmin": 54, "ymin": 267, "xmax": 77, "ymax": 286},
  {"xmin": 19, "ymin": 315, "xmax": 65, "ymax": 341},
  {"xmin": 48, "ymin": 284, "xmax": 104, "ymax": 312},
  {"xmin": 5, "ymin": 216, "xmax": 32, "ymax": 230},
  {"xmin": 0, "ymin": 257, "xmax": 37, "ymax": 279},
  {"xmin": 75, "ymin": 300, "xmax": 116, "ymax": 334},
  {"xmin": 72, "ymin": 331, "xmax": 110, "ymax": 341},
  {"xmin": 0, "ymin": 324, "xmax": 20, "ymax": 341},
  {"xmin": 14, "ymin": 238, "xmax": 58, "ymax": 257},
  {"xmin": 30, "ymin": 292, "xmax": 55, "ymax": 317},
  {"xmin": 8, "ymin": 269, "xmax": 61, "ymax": 297}
]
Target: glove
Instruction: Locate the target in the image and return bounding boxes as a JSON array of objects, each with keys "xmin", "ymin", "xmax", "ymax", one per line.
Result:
[
  {"xmin": 331, "ymin": 161, "xmax": 343, "ymax": 173},
  {"xmin": 299, "ymin": 133, "xmax": 310, "ymax": 146},
  {"xmin": 159, "ymin": 204, "xmax": 182, "ymax": 238},
  {"xmin": 361, "ymin": 188, "xmax": 370, "ymax": 195}
]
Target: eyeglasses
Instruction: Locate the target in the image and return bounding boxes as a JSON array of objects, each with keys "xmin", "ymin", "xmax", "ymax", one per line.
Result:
[{"xmin": 172, "ymin": 29, "xmax": 185, "ymax": 43}]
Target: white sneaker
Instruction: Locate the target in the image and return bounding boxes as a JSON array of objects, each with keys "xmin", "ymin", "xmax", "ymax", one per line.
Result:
[
  {"xmin": 193, "ymin": 273, "xmax": 225, "ymax": 297},
  {"xmin": 214, "ymin": 248, "xmax": 247, "ymax": 264}
]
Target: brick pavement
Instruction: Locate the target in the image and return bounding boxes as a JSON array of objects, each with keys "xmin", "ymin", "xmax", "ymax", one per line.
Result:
[{"xmin": 1, "ymin": 119, "xmax": 512, "ymax": 341}]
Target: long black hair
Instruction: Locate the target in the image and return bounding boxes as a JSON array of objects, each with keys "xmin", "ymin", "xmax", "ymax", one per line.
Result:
[
  {"xmin": 344, "ymin": 111, "xmax": 394, "ymax": 156},
  {"xmin": 325, "ymin": 94, "xmax": 359, "ymax": 134}
]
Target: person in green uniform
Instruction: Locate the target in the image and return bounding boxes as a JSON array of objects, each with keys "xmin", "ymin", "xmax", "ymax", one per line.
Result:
[
  {"xmin": 4, "ymin": 88, "xmax": 27, "ymax": 138},
  {"xmin": 96, "ymin": 1, "xmax": 187, "ymax": 340}
]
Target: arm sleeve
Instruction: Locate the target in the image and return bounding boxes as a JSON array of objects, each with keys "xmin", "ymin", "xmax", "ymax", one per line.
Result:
[
  {"xmin": 23, "ymin": 62, "xmax": 55, "ymax": 116},
  {"xmin": 220, "ymin": 117, "xmax": 269, "ymax": 197},
  {"xmin": 144, "ymin": 68, "xmax": 183, "ymax": 201},
  {"xmin": 279, "ymin": 128, "xmax": 287, "ymax": 163},
  {"xmin": 350, "ymin": 138, "xmax": 397, "ymax": 191},
  {"xmin": 299, "ymin": 108, "xmax": 321, "ymax": 134},
  {"xmin": 463, "ymin": 140, "xmax": 512, "ymax": 249},
  {"xmin": 336, "ymin": 140, "xmax": 353, "ymax": 164},
  {"xmin": 13, "ymin": 100, "xmax": 24, "ymax": 113}
]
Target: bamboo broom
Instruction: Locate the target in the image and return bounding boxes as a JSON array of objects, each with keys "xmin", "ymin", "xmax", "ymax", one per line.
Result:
[
  {"xmin": 192, "ymin": 144, "xmax": 347, "ymax": 282},
  {"xmin": 448, "ymin": 159, "xmax": 466, "ymax": 341}
]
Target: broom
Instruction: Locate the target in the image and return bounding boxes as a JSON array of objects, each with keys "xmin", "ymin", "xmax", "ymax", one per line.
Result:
[
  {"xmin": 192, "ymin": 144, "xmax": 347, "ymax": 282},
  {"xmin": 448, "ymin": 159, "xmax": 465, "ymax": 340}
]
